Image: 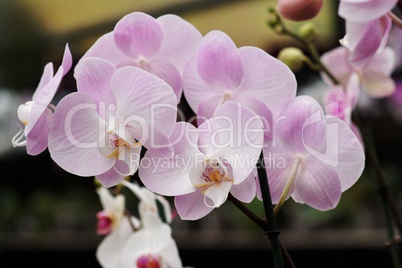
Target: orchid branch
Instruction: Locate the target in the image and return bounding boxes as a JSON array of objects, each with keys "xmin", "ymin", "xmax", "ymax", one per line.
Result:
[
  {"xmin": 228, "ymin": 194, "xmax": 296, "ymax": 268},
  {"xmin": 267, "ymin": 7, "xmax": 340, "ymax": 85}
]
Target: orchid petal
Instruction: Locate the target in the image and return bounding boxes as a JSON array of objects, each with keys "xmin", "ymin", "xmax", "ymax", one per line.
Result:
[
  {"xmin": 26, "ymin": 108, "xmax": 53, "ymax": 155},
  {"xmin": 237, "ymin": 46, "xmax": 297, "ymax": 115},
  {"xmin": 27, "ymin": 66, "xmax": 63, "ymax": 134},
  {"xmin": 182, "ymin": 54, "xmax": 220, "ymax": 116},
  {"xmin": 276, "ymin": 96, "xmax": 326, "ymax": 154},
  {"xmin": 202, "ymin": 180, "xmax": 232, "ymax": 208},
  {"xmin": 35, "ymin": 62, "xmax": 53, "ymax": 96},
  {"xmin": 48, "ymin": 92, "xmax": 114, "ymax": 177},
  {"xmin": 292, "ymin": 159, "xmax": 341, "ymax": 211},
  {"xmin": 197, "ymin": 30, "xmax": 244, "ymax": 90},
  {"xmin": 174, "ymin": 190, "xmax": 214, "ymax": 220},
  {"xmin": 157, "ymin": 14, "xmax": 202, "ymax": 73},
  {"xmin": 361, "ymin": 71, "xmax": 396, "ymax": 97},
  {"xmin": 339, "ymin": 0, "xmax": 397, "ymax": 22},
  {"xmin": 114, "ymin": 12, "xmax": 163, "ymax": 59},
  {"xmin": 111, "ymin": 66, "xmax": 177, "ymax": 151},
  {"xmin": 365, "ymin": 46, "xmax": 397, "ymax": 75},
  {"xmin": 230, "ymin": 172, "xmax": 256, "ymax": 203},
  {"xmin": 96, "ymin": 162, "xmax": 128, "ymax": 188},
  {"xmin": 61, "ymin": 43, "xmax": 73, "ymax": 76},
  {"xmin": 321, "ymin": 116, "xmax": 365, "ymax": 192},
  {"xmin": 75, "ymin": 57, "xmax": 117, "ymax": 118},
  {"xmin": 139, "ymin": 122, "xmax": 199, "ymax": 196},
  {"xmin": 96, "ymin": 217, "xmax": 136, "ymax": 268},
  {"xmin": 320, "ymin": 46, "xmax": 354, "ymax": 86},
  {"xmin": 212, "ymin": 101, "xmax": 264, "ymax": 184},
  {"xmin": 144, "ymin": 58, "xmax": 182, "ymax": 103}
]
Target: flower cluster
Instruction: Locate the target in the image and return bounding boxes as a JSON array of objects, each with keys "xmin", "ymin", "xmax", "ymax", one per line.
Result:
[{"xmin": 13, "ymin": 0, "xmax": 402, "ymax": 266}]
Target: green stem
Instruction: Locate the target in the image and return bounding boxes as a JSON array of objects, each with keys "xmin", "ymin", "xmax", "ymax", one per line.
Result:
[{"xmin": 256, "ymin": 150, "xmax": 285, "ymax": 268}]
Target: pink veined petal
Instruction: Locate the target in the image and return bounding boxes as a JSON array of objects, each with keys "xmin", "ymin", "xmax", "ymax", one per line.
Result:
[
  {"xmin": 320, "ymin": 116, "xmax": 365, "ymax": 192},
  {"xmin": 114, "ymin": 12, "xmax": 164, "ymax": 59},
  {"xmin": 197, "ymin": 30, "xmax": 244, "ymax": 90},
  {"xmin": 26, "ymin": 108, "xmax": 53, "ymax": 156},
  {"xmin": 182, "ymin": 54, "xmax": 222, "ymax": 117},
  {"xmin": 237, "ymin": 46, "xmax": 297, "ymax": 115},
  {"xmin": 139, "ymin": 122, "xmax": 199, "ymax": 196},
  {"xmin": 292, "ymin": 158, "xmax": 342, "ymax": 210},
  {"xmin": 230, "ymin": 171, "xmax": 256, "ymax": 203},
  {"xmin": 111, "ymin": 66, "xmax": 177, "ymax": 151},
  {"xmin": 76, "ymin": 32, "xmax": 128, "ymax": 73},
  {"xmin": 27, "ymin": 66, "xmax": 64, "ymax": 134},
  {"xmin": 361, "ymin": 71, "xmax": 396, "ymax": 97},
  {"xmin": 339, "ymin": 0, "xmax": 397, "ymax": 22},
  {"xmin": 276, "ymin": 96, "xmax": 327, "ymax": 155},
  {"xmin": 96, "ymin": 217, "xmax": 136, "ymax": 268},
  {"xmin": 75, "ymin": 57, "xmax": 117, "ymax": 118},
  {"xmin": 346, "ymin": 16, "xmax": 392, "ymax": 68},
  {"xmin": 48, "ymin": 92, "xmax": 115, "ymax": 177},
  {"xmin": 174, "ymin": 190, "xmax": 214, "ymax": 220},
  {"xmin": 212, "ymin": 101, "xmax": 264, "ymax": 184},
  {"xmin": 35, "ymin": 62, "xmax": 54, "ymax": 96},
  {"xmin": 157, "ymin": 14, "xmax": 202, "ymax": 73},
  {"xmin": 320, "ymin": 46, "xmax": 354, "ymax": 86},
  {"xmin": 144, "ymin": 58, "xmax": 183, "ymax": 103}
]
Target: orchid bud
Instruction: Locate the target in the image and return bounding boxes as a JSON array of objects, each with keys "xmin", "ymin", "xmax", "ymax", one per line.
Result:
[
  {"xmin": 277, "ymin": 0, "xmax": 323, "ymax": 21},
  {"xmin": 298, "ymin": 22, "xmax": 320, "ymax": 43},
  {"xmin": 277, "ymin": 47, "xmax": 305, "ymax": 72}
]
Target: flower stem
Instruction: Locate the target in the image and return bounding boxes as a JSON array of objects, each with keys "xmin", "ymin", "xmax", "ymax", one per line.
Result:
[
  {"xmin": 228, "ymin": 193, "xmax": 295, "ymax": 268},
  {"xmin": 256, "ymin": 150, "xmax": 285, "ymax": 268}
]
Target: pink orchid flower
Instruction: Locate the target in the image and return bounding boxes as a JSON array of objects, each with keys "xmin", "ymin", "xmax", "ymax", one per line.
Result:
[
  {"xmin": 77, "ymin": 12, "xmax": 202, "ymax": 103},
  {"xmin": 260, "ymin": 95, "xmax": 365, "ymax": 210},
  {"xmin": 48, "ymin": 58, "xmax": 177, "ymax": 187},
  {"xmin": 12, "ymin": 44, "xmax": 72, "ymax": 155},
  {"xmin": 182, "ymin": 30, "xmax": 296, "ymax": 132},
  {"xmin": 321, "ymin": 46, "xmax": 396, "ymax": 98},
  {"xmin": 139, "ymin": 101, "xmax": 264, "ymax": 220}
]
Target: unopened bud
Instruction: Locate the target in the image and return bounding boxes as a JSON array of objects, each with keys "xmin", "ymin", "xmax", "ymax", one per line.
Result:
[
  {"xmin": 277, "ymin": 47, "xmax": 305, "ymax": 72},
  {"xmin": 298, "ymin": 22, "xmax": 320, "ymax": 43},
  {"xmin": 277, "ymin": 0, "xmax": 323, "ymax": 21}
]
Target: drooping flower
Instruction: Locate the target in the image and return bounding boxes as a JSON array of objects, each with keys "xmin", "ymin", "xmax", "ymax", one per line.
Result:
[
  {"xmin": 321, "ymin": 46, "xmax": 396, "ymax": 98},
  {"xmin": 96, "ymin": 186, "xmax": 140, "ymax": 268},
  {"xmin": 260, "ymin": 95, "xmax": 365, "ymax": 210},
  {"xmin": 277, "ymin": 0, "xmax": 323, "ymax": 21},
  {"xmin": 139, "ymin": 101, "xmax": 264, "ymax": 220},
  {"xmin": 12, "ymin": 44, "xmax": 72, "ymax": 155},
  {"xmin": 77, "ymin": 12, "xmax": 202, "ymax": 103},
  {"xmin": 182, "ymin": 30, "xmax": 296, "ymax": 131},
  {"xmin": 48, "ymin": 58, "xmax": 177, "ymax": 187}
]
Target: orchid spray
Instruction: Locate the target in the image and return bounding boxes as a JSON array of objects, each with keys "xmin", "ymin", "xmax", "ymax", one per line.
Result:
[{"xmin": 11, "ymin": 1, "xmax": 402, "ymax": 268}]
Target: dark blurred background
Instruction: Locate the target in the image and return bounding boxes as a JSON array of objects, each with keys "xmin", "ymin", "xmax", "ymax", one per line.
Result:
[{"xmin": 0, "ymin": 0, "xmax": 401, "ymax": 267}]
